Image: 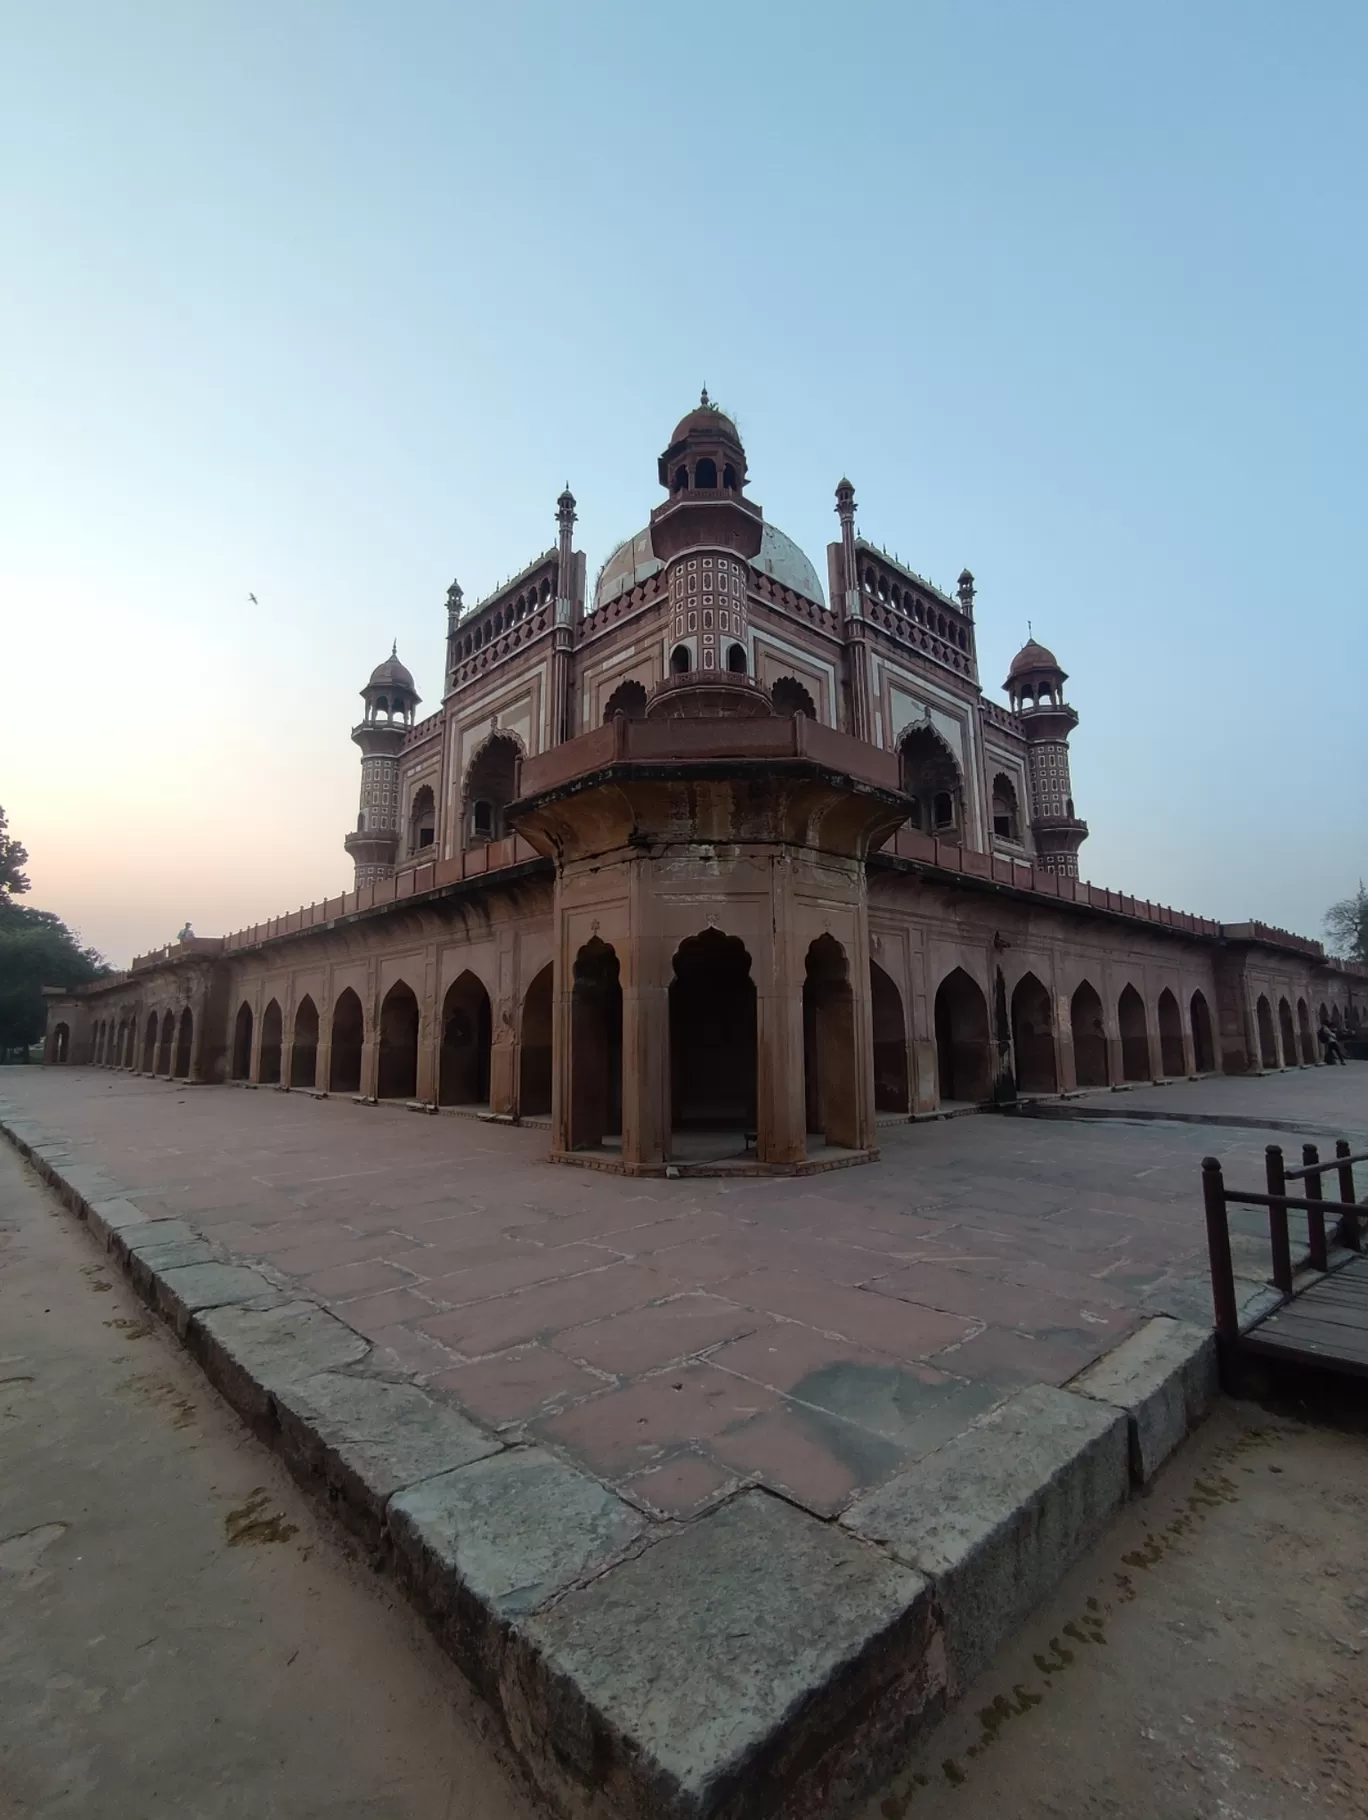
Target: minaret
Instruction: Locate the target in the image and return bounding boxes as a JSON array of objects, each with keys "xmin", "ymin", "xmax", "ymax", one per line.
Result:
[
  {"xmin": 1004, "ymin": 638, "xmax": 1088, "ymax": 877},
  {"xmin": 551, "ymin": 486, "xmax": 577, "ymax": 744},
  {"xmin": 650, "ymin": 392, "xmax": 763, "ymax": 677},
  {"xmin": 344, "ymin": 645, "xmax": 420, "ymax": 887},
  {"xmin": 835, "ymin": 477, "xmax": 873, "ymax": 743}
]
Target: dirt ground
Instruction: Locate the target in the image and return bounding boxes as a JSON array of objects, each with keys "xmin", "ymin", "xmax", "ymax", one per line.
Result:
[
  {"xmin": 860, "ymin": 1400, "xmax": 1368, "ymax": 1820},
  {"xmin": 0, "ymin": 1140, "xmax": 539, "ymax": 1820}
]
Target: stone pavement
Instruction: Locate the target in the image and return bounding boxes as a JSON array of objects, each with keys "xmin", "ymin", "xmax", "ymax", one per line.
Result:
[
  {"xmin": 1, "ymin": 1067, "xmax": 1353, "ymax": 1524},
  {"xmin": 3, "ymin": 1064, "xmax": 1360, "ymax": 1817}
]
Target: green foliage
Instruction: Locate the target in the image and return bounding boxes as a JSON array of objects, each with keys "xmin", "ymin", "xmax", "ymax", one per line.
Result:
[
  {"xmin": 0, "ymin": 805, "xmax": 30, "ymax": 901},
  {"xmin": 0, "ymin": 807, "xmax": 110, "ymax": 1053},
  {"xmin": 1325, "ymin": 884, "xmax": 1368, "ymax": 968}
]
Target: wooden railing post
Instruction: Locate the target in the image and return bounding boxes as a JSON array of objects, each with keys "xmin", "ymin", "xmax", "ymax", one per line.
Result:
[
  {"xmin": 1335, "ymin": 1139, "xmax": 1362, "ymax": 1252},
  {"xmin": 1265, "ymin": 1145, "xmax": 1294, "ymax": 1293},
  {"xmin": 1302, "ymin": 1143, "xmax": 1329, "ymax": 1272},
  {"xmin": 1202, "ymin": 1156, "xmax": 1240, "ymax": 1342}
]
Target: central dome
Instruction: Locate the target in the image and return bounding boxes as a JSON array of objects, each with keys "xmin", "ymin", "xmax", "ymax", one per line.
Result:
[
  {"xmin": 593, "ymin": 520, "xmax": 825, "ymax": 614},
  {"xmin": 669, "ymin": 400, "xmax": 740, "ymax": 446}
]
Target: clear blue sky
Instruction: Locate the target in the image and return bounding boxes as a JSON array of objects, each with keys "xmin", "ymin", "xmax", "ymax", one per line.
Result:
[{"xmin": 2, "ymin": 1, "xmax": 1363, "ymax": 965}]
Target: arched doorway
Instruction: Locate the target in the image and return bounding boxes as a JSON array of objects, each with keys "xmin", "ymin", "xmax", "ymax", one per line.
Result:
[
  {"xmin": 1297, "ymin": 998, "xmax": 1315, "ymax": 1065},
  {"xmin": 143, "ymin": 1011, "xmax": 158, "ymax": 1073},
  {"xmin": 291, "ymin": 995, "xmax": 319, "ymax": 1087},
  {"xmin": 260, "ymin": 999, "xmax": 283, "ymax": 1085},
  {"xmin": 870, "ymin": 962, "xmax": 909, "ymax": 1114},
  {"xmin": 157, "ymin": 1010, "xmax": 174, "ymax": 1075},
  {"xmin": 934, "ymin": 968, "xmax": 991, "ymax": 1104},
  {"xmin": 463, "ymin": 734, "xmax": 520, "ymax": 848},
  {"xmin": 804, "ymin": 936, "xmax": 859, "ymax": 1146},
  {"xmin": 1118, "ymin": 986, "xmax": 1150, "ymax": 1082},
  {"xmin": 378, "ymin": 982, "xmax": 420, "ymax": 1099},
  {"xmin": 900, "ymin": 726, "xmax": 963, "ymax": 837},
  {"xmin": 519, "ymin": 965, "xmax": 553, "ymax": 1117},
  {"xmin": 1157, "ymin": 989, "xmax": 1185, "ymax": 1077},
  {"xmin": 1191, "ymin": 991, "xmax": 1215, "ymax": 1072},
  {"xmin": 53, "ymin": 1022, "xmax": 69, "ymax": 1064},
  {"xmin": 1256, "ymin": 995, "xmax": 1278, "ymax": 1069},
  {"xmin": 439, "ymin": 972, "xmax": 492, "ymax": 1106},
  {"xmin": 407, "ymin": 784, "xmax": 436, "ymax": 857},
  {"xmin": 174, "ymin": 1008, "xmax": 193, "ymax": 1078},
  {"xmin": 1278, "ymin": 998, "xmax": 1297, "ymax": 1068},
  {"xmin": 94, "ymin": 1021, "xmax": 105, "ymax": 1064},
  {"xmin": 330, "ymin": 989, "xmax": 364, "ymax": 1094},
  {"xmin": 570, "ymin": 939, "xmax": 622, "ymax": 1150},
  {"xmin": 1071, "ymin": 981, "xmax": 1108, "ymax": 1087},
  {"xmin": 670, "ymin": 930, "xmax": 757, "ymax": 1138},
  {"xmin": 1011, "ymin": 973, "xmax": 1057, "ymax": 1094},
  {"xmin": 231, "ymin": 1003, "xmax": 253, "ymax": 1080}
]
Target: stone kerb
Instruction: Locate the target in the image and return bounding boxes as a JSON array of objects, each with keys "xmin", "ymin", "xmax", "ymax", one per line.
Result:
[{"xmin": 0, "ymin": 1103, "xmax": 1219, "ymax": 1820}]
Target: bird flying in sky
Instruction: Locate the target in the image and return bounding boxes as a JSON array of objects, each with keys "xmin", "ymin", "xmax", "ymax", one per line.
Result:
[{"xmin": 247, "ymin": 593, "xmax": 258, "ymax": 604}]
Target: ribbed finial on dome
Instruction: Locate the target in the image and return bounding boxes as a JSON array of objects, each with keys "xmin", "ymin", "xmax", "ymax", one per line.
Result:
[{"xmin": 700, "ymin": 385, "xmax": 711, "ymax": 408}]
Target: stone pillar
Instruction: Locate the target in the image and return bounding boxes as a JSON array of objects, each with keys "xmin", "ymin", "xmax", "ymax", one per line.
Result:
[
  {"xmin": 488, "ymin": 928, "xmax": 519, "ymax": 1117},
  {"xmin": 758, "ymin": 864, "xmax": 807, "ymax": 1164}
]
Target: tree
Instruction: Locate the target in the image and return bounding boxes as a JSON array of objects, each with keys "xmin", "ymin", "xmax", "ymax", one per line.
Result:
[
  {"xmin": 0, "ymin": 806, "xmax": 30, "ymax": 902},
  {"xmin": 0, "ymin": 906, "xmax": 110, "ymax": 1058},
  {"xmin": 1325, "ymin": 883, "xmax": 1368, "ymax": 967}
]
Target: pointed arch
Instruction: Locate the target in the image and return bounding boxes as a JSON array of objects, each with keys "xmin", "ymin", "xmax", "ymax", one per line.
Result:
[
  {"xmin": 898, "ymin": 723, "xmax": 963, "ymax": 835},
  {"xmin": 439, "ymin": 971, "xmax": 492, "ymax": 1106},
  {"xmin": 771, "ymin": 676, "xmax": 816, "ymax": 719},
  {"xmin": 803, "ymin": 935, "xmax": 859, "ymax": 1147},
  {"xmin": 570, "ymin": 938, "xmax": 622, "ymax": 1149},
  {"xmin": 671, "ymin": 929, "xmax": 757, "ymax": 1139},
  {"xmin": 260, "ymin": 998, "xmax": 283, "ymax": 1084},
  {"xmin": 934, "ymin": 967, "xmax": 991, "ymax": 1103},
  {"xmin": 174, "ymin": 1007, "xmax": 193, "ymax": 1078},
  {"xmin": 870, "ymin": 961, "xmax": 909, "ymax": 1114},
  {"xmin": 1011, "ymin": 971, "xmax": 1057, "ymax": 1093},
  {"xmin": 231, "ymin": 1002, "xmax": 253, "ymax": 1080},
  {"xmin": 1256, "ymin": 994, "xmax": 1278, "ymax": 1069},
  {"xmin": 462, "ymin": 731, "xmax": 522, "ymax": 848},
  {"xmin": 1157, "ymin": 988, "xmax": 1185, "ymax": 1077},
  {"xmin": 1191, "ymin": 990, "xmax": 1215, "ymax": 1073},
  {"xmin": 519, "ymin": 963, "xmax": 554, "ymax": 1117},
  {"xmin": 378, "ymin": 980, "xmax": 420, "ymax": 1099},
  {"xmin": 291, "ymin": 994, "xmax": 319, "ymax": 1088},
  {"xmin": 408, "ymin": 784, "xmax": 436, "ymax": 856},
  {"xmin": 1118, "ymin": 985, "xmax": 1150, "ymax": 1082},
  {"xmin": 329, "ymin": 988, "xmax": 364, "ymax": 1094},
  {"xmin": 603, "ymin": 680, "xmax": 648, "ymax": 723},
  {"xmin": 1071, "ymin": 980, "xmax": 1108, "ymax": 1087},
  {"xmin": 991, "ymin": 773, "xmax": 1021, "ymax": 843}
]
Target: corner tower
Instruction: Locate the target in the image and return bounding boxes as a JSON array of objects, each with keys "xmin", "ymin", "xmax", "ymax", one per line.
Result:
[
  {"xmin": 344, "ymin": 646, "xmax": 420, "ymax": 887},
  {"xmin": 650, "ymin": 391, "xmax": 764, "ymax": 677},
  {"xmin": 1005, "ymin": 639, "xmax": 1088, "ymax": 877}
]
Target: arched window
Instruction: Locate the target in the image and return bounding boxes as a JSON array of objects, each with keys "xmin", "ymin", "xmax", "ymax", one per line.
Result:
[
  {"xmin": 603, "ymin": 679, "xmax": 648, "ymax": 722},
  {"xmin": 722, "ymin": 464, "xmax": 738, "ymax": 491},
  {"xmin": 726, "ymin": 642, "xmax": 747, "ymax": 674},
  {"xmin": 672, "ymin": 465, "xmax": 688, "ymax": 492},
  {"xmin": 463, "ymin": 734, "xmax": 520, "ymax": 847},
  {"xmin": 899, "ymin": 725, "xmax": 962, "ymax": 837},
  {"xmin": 771, "ymin": 676, "xmax": 816, "ymax": 718},
  {"xmin": 670, "ymin": 644, "xmax": 692, "ymax": 674},
  {"xmin": 991, "ymin": 774, "xmax": 1021, "ymax": 842},
  {"xmin": 695, "ymin": 457, "xmax": 718, "ymax": 488},
  {"xmin": 408, "ymin": 784, "xmax": 436, "ymax": 855}
]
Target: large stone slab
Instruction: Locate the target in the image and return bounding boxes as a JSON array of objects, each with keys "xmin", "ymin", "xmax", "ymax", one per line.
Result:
[
  {"xmin": 189, "ymin": 1299, "xmax": 371, "ymax": 1427},
  {"xmin": 388, "ymin": 1448, "xmax": 646, "ymax": 1689},
  {"xmin": 273, "ymin": 1370, "xmax": 503, "ymax": 1543},
  {"xmin": 153, "ymin": 1261, "xmax": 282, "ymax": 1337},
  {"xmin": 87, "ymin": 1194, "xmax": 157, "ymax": 1248},
  {"xmin": 510, "ymin": 1489, "xmax": 942, "ymax": 1820},
  {"xmin": 843, "ymin": 1383, "xmax": 1128, "ymax": 1694},
  {"xmin": 1072, "ymin": 1315, "xmax": 1217, "ymax": 1484}
]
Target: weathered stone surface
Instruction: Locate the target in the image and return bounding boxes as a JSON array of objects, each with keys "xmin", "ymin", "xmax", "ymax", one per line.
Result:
[
  {"xmin": 511, "ymin": 1490, "xmax": 941, "ymax": 1820},
  {"xmin": 273, "ymin": 1370, "xmax": 502, "ymax": 1540},
  {"xmin": 190, "ymin": 1299, "xmax": 370, "ymax": 1426},
  {"xmin": 153, "ymin": 1262, "xmax": 280, "ymax": 1336},
  {"xmin": 388, "ymin": 1448, "xmax": 646, "ymax": 1685},
  {"xmin": 87, "ymin": 1195, "xmax": 155, "ymax": 1248},
  {"xmin": 843, "ymin": 1384, "xmax": 1128, "ymax": 1694},
  {"xmin": 118, "ymin": 1219, "xmax": 221, "ymax": 1293},
  {"xmin": 118, "ymin": 1218, "xmax": 208, "ymax": 1261},
  {"xmin": 1073, "ymin": 1316, "xmax": 1216, "ymax": 1484}
]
